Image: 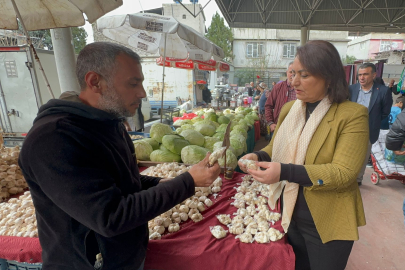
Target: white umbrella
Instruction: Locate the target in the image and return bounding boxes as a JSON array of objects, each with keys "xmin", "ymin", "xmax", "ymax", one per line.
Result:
[
  {"xmin": 97, "ymin": 12, "xmax": 225, "ymax": 121},
  {"xmin": 0, "ymin": 0, "xmax": 123, "ymax": 98}
]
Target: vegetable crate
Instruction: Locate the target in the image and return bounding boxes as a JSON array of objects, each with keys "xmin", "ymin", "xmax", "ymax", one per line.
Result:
[{"xmin": 0, "ymin": 259, "xmax": 42, "ymax": 270}]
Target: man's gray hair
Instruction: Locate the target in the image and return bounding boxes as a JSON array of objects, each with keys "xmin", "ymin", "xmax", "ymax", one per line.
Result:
[
  {"xmin": 358, "ymin": 62, "xmax": 376, "ymax": 73},
  {"xmin": 76, "ymin": 42, "xmax": 141, "ymax": 90},
  {"xmin": 287, "ymin": 61, "xmax": 294, "ymax": 69}
]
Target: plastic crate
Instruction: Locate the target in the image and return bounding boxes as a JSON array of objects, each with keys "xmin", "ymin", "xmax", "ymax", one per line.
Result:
[{"xmin": 0, "ymin": 259, "xmax": 42, "ymax": 270}]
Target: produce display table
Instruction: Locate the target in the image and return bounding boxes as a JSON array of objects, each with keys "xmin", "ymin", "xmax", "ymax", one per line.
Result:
[
  {"xmin": 145, "ymin": 172, "xmax": 295, "ymax": 270},
  {"xmin": 0, "ymin": 172, "xmax": 295, "ymax": 270}
]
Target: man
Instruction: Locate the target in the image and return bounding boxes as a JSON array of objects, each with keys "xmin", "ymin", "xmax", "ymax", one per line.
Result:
[
  {"xmin": 388, "ymin": 79, "xmax": 404, "ymax": 97},
  {"xmin": 247, "ymin": 81, "xmax": 254, "ymax": 96},
  {"xmin": 265, "ymin": 62, "xmax": 296, "ymax": 134},
  {"xmin": 201, "ymin": 84, "xmax": 211, "ymax": 104},
  {"xmin": 349, "ymin": 62, "xmax": 392, "ymax": 186},
  {"xmin": 18, "ymin": 42, "xmax": 220, "ymax": 270}
]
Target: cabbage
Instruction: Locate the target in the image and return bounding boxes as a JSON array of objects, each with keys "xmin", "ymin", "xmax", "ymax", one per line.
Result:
[
  {"xmin": 218, "ymin": 116, "xmax": 230, "ymax": 125},
  {"xmin": 244, "ymin": 116, "xmax": 255, "ymax": 125},
  {"xmin": 230, "ymin": 137, "xmax": 245, "ymax": 157},
  {"xmin": 216, "ymin": 111, "xmax": 223, "ymax": 116},
  {"xmin": 230, "ymin": 128, "xmax": 247, "ymax": 139},
  {"xmin": 150, "ymin": 149, "xmax": 181, "ymax": 162},
  {"xmin": 150, "ymin": 123, "xmax": 173, "ymax": 143},
  {"xmin": 194, "ymin": 124, "xmax": 216, "ymax": 136},
  {"xmin": 175, "ymin": 128, "xmax": 183, "ymax": 134},
  {"xmin": 140, "ymin": 138, "xmax": 159, "ymax": 150},
  {"xmin": 181, "ymin": 124, "xmax": 195, "ymax": 131},
  {"xmin": 203, "ymin": 136, "xmax": 220, "ymax": 152},
  {"xmin": 233, "ymin": 124, "xmax": 248, "ymax": 132},
  {"xmin": 133, "ymin": 140, "xmax": 153, "ymax": 160},
  {"xmin": 224, "ymin": 114, "xmax": 235, "ymax": 121},
  {"xmin": 191, "ymin": 116, "xmax": 203, "ymax": 123},
  {"xmin": 180, "ymin": 130, "xmax": 205, "ymax": 146},
  {"xmin": 229, "ymin": 120, "xmax": 238, "ymax": 130},
  {"xmin": 239, "ymin": 119, "xmax": 252, "ymax": 128},
  {"xmin": 234, "ymin": 114, "xmax": 245, "ymax": 121},
  {"xmin": 213, "ymin": 132, "xmax": 225, "ymax": 141},
  {"xmin": 248, "ymin": 112, "xmax": 259, "ymax": 121},
  {"xmin": 160, "ymin": 144, "xmax": 169, "ymax": 151},
  {"xmin": 162, "ymin": 134, "xmax": 190, "ymax": 155},
  {"xmin": 181, "ymin": 145, "xmax": 209, "ymax": 165},
  {"xmin": 213, "ymin": 142, "xmax": 236, "ymax": 156},
  {"xmin": 218, "ymin": 149, "xmax": 238, "ymax": 169},
  {"xmin": 180, "ymin": 109, "xmax": 187, "ymax": 115},
  {"xmin": 204, "ymin": 112, "xmax": 218, "ymax": 122},
  {"xmin": 196, "ymin": 110, "xmax": 204, "ymax": 116},
  {"xmin": 216, "ymin": 124, "xmax": 229, "ymax": 133},
  {"xmin": 223, "ymin": 109, "xmax": 232, "ymax": 115},
  {"xmin": 173, "ymin": 119, "xmax": 192, "ymax": 126}
]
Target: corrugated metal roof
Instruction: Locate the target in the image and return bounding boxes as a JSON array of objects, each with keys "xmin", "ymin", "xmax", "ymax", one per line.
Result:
[{"xmin": 215, "ymin": 0, "xmax": 405, "ymax": 33}]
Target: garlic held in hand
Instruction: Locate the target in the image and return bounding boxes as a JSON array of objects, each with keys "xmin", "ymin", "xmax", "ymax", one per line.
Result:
[
  {"xmin": 239, "ymin": 159, "xmax": 259, "ymax": 170},
  {"xmin": 209, "ymin": 147, "xmax": 226, "ymax": 166},
  {"xmin": 168, "ymin": 223, "xmax": 180, "ymax": 233},
  {"xmin": 210, "ymin": 225, "xmax": 227, "ymax": 239},
  {"xmin": 216, "ymin": 214, "xmax": 232, "ymax": 225}
]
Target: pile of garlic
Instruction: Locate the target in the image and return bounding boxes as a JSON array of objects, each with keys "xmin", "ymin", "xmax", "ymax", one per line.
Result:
[
  {"xmin": 143, "ymin": 162, "xmax": 191, "ymax": 178},
  {"xmin": 213, "ymin": 174, "xmax": 283, "ymax": 244},
  {"xmin": 0, "ymin": 191, "xmax": 38, "ymax": 237},
  {"xmin": 0, "ymin": 146, "xmax": 28, "ymax": 202},
  {"xmin": 145, "ymin": 163, "xmax": 223, "ymax": 240}
]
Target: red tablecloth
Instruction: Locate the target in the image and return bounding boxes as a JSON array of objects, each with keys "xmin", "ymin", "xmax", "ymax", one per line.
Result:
[
  {"xmin": 0, "ymin": 172, "xmax": 295, "ymax": 269},
  {"xmin": 145, "ymin": 172, "xmax": 295, "ymax": 270},
  {"xmin": 254, "ymin": 120, "xmax": 260, "ymax": 141}
]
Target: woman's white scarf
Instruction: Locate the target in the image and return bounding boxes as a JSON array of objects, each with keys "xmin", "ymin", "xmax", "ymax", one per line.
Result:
[{"xmin": 269, "ymin": 96, "xmax": 332, "ymax": 233}]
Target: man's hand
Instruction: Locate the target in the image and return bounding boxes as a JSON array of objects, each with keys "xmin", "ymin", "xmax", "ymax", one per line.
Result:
[
  {"xmin": 188, "ymin": 153, "xmax": 221, "ymax": 187},
  {"xmin": 270, "ymin": 123, "xmax": 277, "ymax": 132},
  {"xmin": 159, "ymin": 178, "xmax": 172, "ymax": 183},
  {"xmin": 238, "ymin": 153, "xmax": 258, "ymax": 173},
  {"xmin": 389, "ymin": 79, "xmax": 395, "ymax": 88},
  {"xmin": 248, "ymin": 162, "xmax": 281, "ymax": 185}
]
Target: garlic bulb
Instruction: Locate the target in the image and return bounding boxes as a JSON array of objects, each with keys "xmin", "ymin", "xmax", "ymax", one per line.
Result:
[
  {"xmin": 153, "ymin": 225, "xmax": 165, "ymax": 234},
  {"xmin": 254, "ymin": 232, "xmax": 270, "ymax": 244},
  {"xmin": 209, "ymin": 147, "xmax": 226, "ymax": 166},
  {"xmin": 216, "ymin": 214, "xmax": 232, "ymax": 225},
  {"xmin": 168, "ymin": 223, "xmax": 180, "ymax": 233},
  {"xmin": 204, "ymin": 198, "xmax": 212, "ymax": 207},
  {"xmin": 190, "ymin": 213, "xmax": 203, "ymax": 222},
  {"xmin": 179, "ymin": 212, "xmax": 188, "ymax": 222},
  {"xmin": 236, "ymin": 233, "xmax": 253, "ymax": 243},
  {"xmin": 210, "ymin": 225, "xmax": 227, "ymax": 239},
  {"xmin": 149, "ymin": 232, "xmax": 161, "ymax": 240},
  {"xmin": 197, "ymin": 202, "xmax": 205, "ymax": 212},
  {"xmin": 267, "ymin": 228, "xmax": 283, "ymax": 242},
  {"xmin": 229, "ymin": 224, "xmax": 244, "ymax": 235}
]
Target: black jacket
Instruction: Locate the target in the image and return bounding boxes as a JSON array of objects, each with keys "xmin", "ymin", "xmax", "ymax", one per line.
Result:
[
  {"xmin": 349, "ymin": 83, "xmax": 392, "ymax": 144},
  {"xmin": 18, "ymin": 99, "xmax": 195, "ymax": 270},
  {"xmin": 386, "ymin": 109, "xmax": 405, "ymax": 151}
]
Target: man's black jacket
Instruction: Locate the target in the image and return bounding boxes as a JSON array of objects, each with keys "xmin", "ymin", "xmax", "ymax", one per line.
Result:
[
  {"xmin": 386, "ymin": 109, "xmax": 405, "ymax": 151},
  {"xmin": 18, "ymin": 99, "xmax": 195, "ymax": 270}
]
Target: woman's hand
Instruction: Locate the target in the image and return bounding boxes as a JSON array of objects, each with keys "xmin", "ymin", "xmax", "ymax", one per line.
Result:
[
  {"xmin": 394, "ymin": 150, "xmax": 405, "ymax": 155},
  {"xmin": 248, "ymin": 162, "xmax": 281, "ymax": 185},
  {"xmin": 238, "ymin": 153, "xmax": 258, "ymax": 173}
]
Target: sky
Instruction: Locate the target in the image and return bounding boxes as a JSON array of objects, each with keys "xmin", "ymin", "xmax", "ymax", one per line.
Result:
[{"xmin": 83, "ymin": 0, "xmax": 223, "ymax": 43}]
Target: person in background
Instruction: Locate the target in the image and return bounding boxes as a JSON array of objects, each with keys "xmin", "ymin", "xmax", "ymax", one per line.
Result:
[
  {"xmin": 248, "ymin": 81, "xmax": 254, "ymax": 96},
  {"xmin": 388, "ymin": 79, "xmax": 404, "ymax": 96},
  {"xmin": 349, "ymin": 63, "xmax": 392, "ymax": 186},
  {"xmin": 385, "ymin": 105, "xmax": 405, "ymax": 227},
  {"xmin": 18, "ymin": 42, "xmax": 221, "ymax": 270},
  {"xmin": 253, "ymin": 83, "xmax": 263, "ymax": 101},
  {"xmin": 258, "ymin": 82, "xmax": 270, "ymax": 136},
  {"xmin": 374, "ymin": 77, "xmax": 390, "ymax": 130},
  {"xmin": 265, "ymin": 62, "xmax": 296, "ymax": 136},
  {"xmin": 239, "ymin": 40, "xmax": 367, "ymax": 270},
  {"xmin": 389, "ymin": 97, "xmax": 405, "ymax": 128},
  {"xmin": 201, "ymin": 84, "xmax": 212, "ymax": 104}
]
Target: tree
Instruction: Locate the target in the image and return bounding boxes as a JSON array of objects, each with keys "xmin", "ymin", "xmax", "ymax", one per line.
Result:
[
  {"xmin": 0, "ymin": 25, "xmax": 87, "ymax": 54},
  {"xmin": 205, "ymin": 12, "xmax": 234, "ymax": 61},
  {"xmin": 342, "ymin": 55, "xmax": 357, "ymax": 64}
]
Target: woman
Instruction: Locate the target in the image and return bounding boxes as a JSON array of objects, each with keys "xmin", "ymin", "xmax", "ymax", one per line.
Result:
[{"xmin": 238, "ymin": 40, "xmax": 368, "ymax": 270}]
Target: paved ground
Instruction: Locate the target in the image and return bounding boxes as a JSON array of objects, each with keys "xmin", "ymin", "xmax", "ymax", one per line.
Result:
[{"xmin": 254, "ymin": 137, "xmax": 405, "ymax": 270}]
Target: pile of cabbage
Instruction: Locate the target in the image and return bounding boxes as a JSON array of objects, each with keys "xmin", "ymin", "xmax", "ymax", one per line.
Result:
[{"xmin": 133, "ymin": 107, "xmax": 259, "ymax": 168}]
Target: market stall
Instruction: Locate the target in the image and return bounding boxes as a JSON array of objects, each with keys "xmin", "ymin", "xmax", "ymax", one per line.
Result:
[{"xmin": 0, "ymin": 171, "xmax": 295, "ymax": 270}]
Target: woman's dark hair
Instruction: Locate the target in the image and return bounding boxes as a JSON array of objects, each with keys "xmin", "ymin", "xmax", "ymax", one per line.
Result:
[{"xmin": 296, "ymin": 40, "xmax": 349, "ymax": 104}]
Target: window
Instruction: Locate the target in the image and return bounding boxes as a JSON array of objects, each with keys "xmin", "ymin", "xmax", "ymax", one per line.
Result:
[
  {"xmin": 283, "ymin": 43, "xmax": 296, "ymax": 58},
  {"xmin": 246, "ymin": 42, "xmax": 264, "ymax": 58},
  {"xmin": 380, "ymin": 41, "xmax": 391, "ymax": 52},
  {"xmin": 359, "ymin": 41, "xmax": 366, "ymax": 50},
  {"xmin": 182, "ymin": 14, "xmax": 186, "ymax": 19},
  {"xmin": 4, "ymin": 61, "xmax": 18, "ymax": 78}
]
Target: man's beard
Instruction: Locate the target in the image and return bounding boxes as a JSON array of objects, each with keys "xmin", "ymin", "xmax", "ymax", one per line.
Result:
[{"xmin": 98, "ymin": 83, "xmax": 134, "ymax": 118}]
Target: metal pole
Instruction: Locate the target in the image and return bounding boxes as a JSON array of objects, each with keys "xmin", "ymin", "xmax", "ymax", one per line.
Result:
[
  {"xmin": 50, "ymin": 28, "xmax": 80, "ymax": 93},
  {"xmin": 160, "ymin": 33, "xmax": 168, "ymax": 123},
  {"xmin": 300, "ymin": 26, "xmax": 308, "ymax": 46},
  {"xmin": 10, "ymin": 0, "xmax": 55, "ymax": 99}
]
